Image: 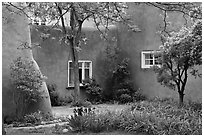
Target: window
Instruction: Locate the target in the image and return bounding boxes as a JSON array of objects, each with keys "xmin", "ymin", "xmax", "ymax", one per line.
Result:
[
  {"xmin": 68, "ymin": 60, "xmax": 92, "ymax": 87},
  {"xmin": 141, "ymin": 51, "xmax": 161, "ymax": 68}
]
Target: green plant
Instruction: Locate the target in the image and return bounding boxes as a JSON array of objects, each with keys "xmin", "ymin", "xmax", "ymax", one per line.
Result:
[
  {"xmin": 82, "ymin": 79, "xmax": 103, "ymax": 104},
  {"xmin": 23, "ymin": 110, "xmax": 54, "ymax": 125},
  {"xmin": 127, "ymin": 99, "xmax": 202, "ymax": 135},
  {"xmin": 47, "ymin": 84, "xmax": 72, "ymax": 106},
  {"xmin": 68, "ymin": 98, "xmax": 202, "ymax": 135},
  {"xmin": 10, "ymin": 57, "xmax": 43, "ymax": 116},
  {"xmin": 119, "ymin": 94, "xmax": 132, "ymax": 103},
  {"xmin": 24, "ymin": 111, "xmax": 43, "ymax": 124},
  {"xmin": 70, "ymin": 100, "xmax": 92, "ymax": 108},
  {"xmin": 153, "ymin": 20, "xmax": 202, "ymax": 106},
  {"xmin": 112, "ymin": 58, "xmax": 146, "ymax": 103},
  {"xmin": 133, "ymin": 89, "xmax": 147, "ymax": 102},
  {"xmin": 47, "ymin": 84, "xmax": 59, "ymax": 106}
]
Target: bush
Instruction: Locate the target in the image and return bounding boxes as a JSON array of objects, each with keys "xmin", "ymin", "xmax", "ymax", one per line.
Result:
[
  {"xmin": 119, "ymin": 94, "xmax": 132, "ymax": 103},
  {"xmin": 67, "ymin": 107, "xmax": 122, "ymax": 133},
  {"xmin": 66, "ymin": 98, "xmax": 202, "ymax": 135},
  {"xmin": 70, "ymin": 100, "xmax": 92, "ymax": 108},
  {"xmin": 110, "ymin": 59, "xmax": 147, "ymax": 104},
  {"xmin": 47, "ymin": 84, "xmax": 72, "ymax": 106},
  {"xmin": 24, "ymin": 111, "xmax": 44, "ymax": 124},
  {"xmin": 10, "ymin": 57, "xmax": 43, "ymax": 116},
  {"xmin": 133, "ymin": 89, "xmax": 147, "ymax": 102},
  {"xmin": 187, "ymin": 100, "xmax": 202, "ymax": 111},
  {"xmin": 82, "ymin": 79, "xmax": 103, "ymax": 104},
  {"xmin": 128, "ymin": 99, "xmax": 202, "ymax": 135}
]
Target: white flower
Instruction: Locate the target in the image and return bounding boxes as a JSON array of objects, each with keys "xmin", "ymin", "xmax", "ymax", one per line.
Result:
[{"xmin": 62, "ymin": 128, "xmax": 69, "ymax": 133}]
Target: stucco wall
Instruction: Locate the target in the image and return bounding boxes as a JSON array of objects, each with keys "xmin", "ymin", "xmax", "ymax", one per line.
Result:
[
  {"xmin": 31, "ymin": 26, "xmax": 116, "ymax": 99},
  {"xmin": 2, "ymin": 4, "xmax": 52, "ymax": 119},
  {"xmin": 116, "ymin": 3, "xmax": 202, "ymax": 101},
  {"xmin": 31, "ymin": 3, "xmax": 201, "ymax": 102}
]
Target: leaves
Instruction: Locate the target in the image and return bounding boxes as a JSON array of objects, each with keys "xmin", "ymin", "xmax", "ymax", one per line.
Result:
[
  {"xmin": 154, "ymin": 18, "xmax": 202, "ymax": 96},
  {"xmin": 10, "ymin": 57, "xmax": 43, "ymax": 103}
]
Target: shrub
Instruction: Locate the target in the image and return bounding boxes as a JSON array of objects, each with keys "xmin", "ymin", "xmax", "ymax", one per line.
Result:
[
  {"xmin": 187, "ymin": 100, "xmax": 202, "ymax": 111},
  {"xmin": 47, "ymin": 84, "xmax": 72, "ymax": 106},
  {"xmin": 66, "ymin": 98, "xmax": 202, "ymax": 135},
  {"xmin": 47, "ymin": 84, "xmax": 59, "ymax": 106},
  {"xmin": 111, "ymin": 58, "xmax": 147, "ymax": 103},
  {"xmin": 119, "ymin": 94, "xmax": 132, "ymax": 103},
  {"xmin": 10, "ymin": 57, "xmax": 43, "ymax": 116},
  {"xmin": 128, "ymin": 99, "xmax": 202, "ymax": 135},
  {"xmin": 82, "ymin": 79, "xmax": 103, "ymax": 104},
  {"xmin": 67, "ymin": 108, "xmax": 122, "ymax": 133},
  {"xmin": 24, "ymin": 111, "xmax": 43, "ymax": 124},
  {"xmin": 70, "ymin": 100, "xmax": 92, "ymax": 108},
  {"xmin": 133, "ymin": 89, "xmax": 147, "ymax": 102}
]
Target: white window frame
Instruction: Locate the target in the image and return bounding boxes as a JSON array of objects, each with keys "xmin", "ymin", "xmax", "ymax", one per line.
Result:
[
  {"xmin": 141, "ymin": 50, "xmax": 161, "ymax": 68},
  {"xmin": 68, "ymin": 60, "xmax": 92, "ymax": 87}
]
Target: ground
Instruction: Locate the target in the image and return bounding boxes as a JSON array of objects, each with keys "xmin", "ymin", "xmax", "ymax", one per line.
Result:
[
  {"xmin": 52, "ymin": 104, "xmax": 129, "ymax": 117},
  {"xmin": 5, "ymin": 104, "xmax": 130, "ymax": 135}
]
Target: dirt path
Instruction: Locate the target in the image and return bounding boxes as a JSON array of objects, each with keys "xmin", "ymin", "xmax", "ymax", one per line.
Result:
[{"xmin": 52, "ymin": 104, "xmax": 130, "ymax": 117}]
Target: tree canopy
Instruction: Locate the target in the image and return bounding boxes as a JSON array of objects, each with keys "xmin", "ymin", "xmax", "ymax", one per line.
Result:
[{"xmin": 153, "ymin": 6, "xmax": 201, "ymax": 105}]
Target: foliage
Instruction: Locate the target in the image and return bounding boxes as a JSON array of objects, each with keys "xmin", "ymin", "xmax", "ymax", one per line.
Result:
[
  {"xmin": 24, "ymin": 111, "xmax": 45, "ymax": 124},
  {"xmin": 154, "ymin": 19, "xmax": 202, "ymax": 104},
  {"xmin": 47, "ymin": 84, "xmax": 72, "ymax": 106},
  {"xmin": 10, "ymin": 57, "xmax": 43, "ymax": 117},
  {"xmin": 67, "ymin": 107, "xmax": 122, "ymax": 133},
  {"xmin": 10, "ymin": 57, "xmax": 43, "ymax": 103},
  {"xmin": 66, "ymin": 98, "xmax": 202, "ymax": 135},
  {"xmin": 70, "ymin": 100, "xmax": 92, "ymax": 108},
  {"xmin": 112, "ymin": 58, "xmax": 146, "ymax": 103},
  {"xmin": 128, "ymin": 99, "xmax": 202, "ymax": 135},
  {"xmin": 82, "ymin": 79, "xmax": 103, "ymax": 104}
]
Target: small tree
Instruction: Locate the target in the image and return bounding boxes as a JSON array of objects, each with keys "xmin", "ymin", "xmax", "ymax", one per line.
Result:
[
  {"xmin": 10, "ymin": 57, "xmax": 43, "ymax": 117},
  {"xmin": 154, "ymin": 20, "xmax": 202, "ymax": 106}
]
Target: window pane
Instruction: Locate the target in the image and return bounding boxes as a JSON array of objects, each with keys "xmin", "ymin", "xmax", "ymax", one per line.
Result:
[
  {"xmin": 85, "ymin": 69, "xmax": 90, "ymax": 80},
  {"xmin": 78, "ymin": 62, "xmax": 82, "ymax": 68},
  {"xmin": 69, "ymin": 62, "xmax": 73, "ymax": 68},
  {"xmin": 85, "ymin": 62, "xmax": 90, "ymax": 68},
  {"xmin": 69, "ymin": 69, "xmax": 74, "ymax": 86},
  {"xmin": 79, "ymin": 69, "xmax": 82, "ymax": 83},
  {"xmin": 145, "ymin": 59, "xmax": 153, "ymax": 65},
  {"xmin": 150, "ymin": 60, "xmax": 153, "ymax": 65},
  {"xmin": 145, "ymin": 60, "xmax": 150, "ymax": 65},
  {"xmin": 145, "ymin": 54, "xmax": 153, "ymax": 59}
]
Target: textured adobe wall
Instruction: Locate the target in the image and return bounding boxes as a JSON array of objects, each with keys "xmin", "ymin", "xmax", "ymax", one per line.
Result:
[
  {"xmin": 31, "ymin": 3, "xmax": 201, "ymax": 102},
  {"xmin": 2, "ymin": 4, "xmax": 52, "ymax": 119},
  {"xmin": 117, "ymin": 3, "xmax": 202, "ymax": 101},
  {"xmin": 31, "ymin": 26, "xmax": 116, "ymax": 99}
]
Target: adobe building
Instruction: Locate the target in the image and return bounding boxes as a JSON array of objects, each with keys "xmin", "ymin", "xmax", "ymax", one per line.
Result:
[{"xmin": 31, "ymin": 4, "xmax": 202, "ymax": 102}]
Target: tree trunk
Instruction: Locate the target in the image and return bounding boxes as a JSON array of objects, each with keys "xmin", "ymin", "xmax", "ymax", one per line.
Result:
[
  {"xmin": 73, "ymin": 58, "xmax": 81, "ymax": 102},
  {"xmin": 69, "ymin": 6, "xmax": 81, "ymax": 103},
  {"xmin": 178, "ymin": 92, "xmax": 184, "ymax": 107},
  {"xmin": 70, "ymin": 39, "xmax": 81, "ymax": 103}
]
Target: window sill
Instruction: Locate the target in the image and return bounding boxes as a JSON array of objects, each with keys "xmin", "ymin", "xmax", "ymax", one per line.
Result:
[
  {"xmin": 141, "ymin": 65, "xmax": 161, "ymax": 69},
  {"xmin": 66, "ymin": 85, "xmax": 87, "ymax": 90}
]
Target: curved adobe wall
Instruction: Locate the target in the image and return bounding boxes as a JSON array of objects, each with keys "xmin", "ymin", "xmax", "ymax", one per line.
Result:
[{"xmin": 2, "ymin": 4, "xmax": 52, "ymax": 120}]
